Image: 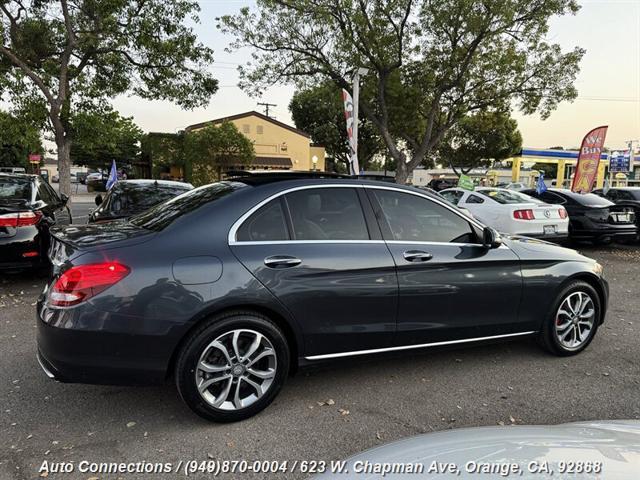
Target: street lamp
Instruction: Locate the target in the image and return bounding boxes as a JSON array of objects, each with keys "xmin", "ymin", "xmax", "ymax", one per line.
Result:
[{"xmin": 312, "ymin": 155, "xmax": 318, "ymax": 171}]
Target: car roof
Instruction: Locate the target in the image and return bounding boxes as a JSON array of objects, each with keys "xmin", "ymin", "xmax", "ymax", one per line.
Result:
[
  {"xmin": 0, "ymin": 172, "xmax": 36, "ymax": 180},
  {"xmin": 116, "ymin": 179, "xmax": 194, "ymax": 189}
]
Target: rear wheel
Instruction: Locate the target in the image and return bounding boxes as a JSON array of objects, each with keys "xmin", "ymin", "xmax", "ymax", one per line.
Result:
[
  {"xmin": 539, "ymin": 281, "xmax": 600, "ymax": 356},
  {"xmin": 175, "ymin": 311, "xmax": 290, "ymax": 422}
]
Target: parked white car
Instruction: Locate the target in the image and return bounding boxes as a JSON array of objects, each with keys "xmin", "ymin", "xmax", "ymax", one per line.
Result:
[
  {"xmin": 504, "ymin": 181, "xmax": 528, "ymax": 191},
  {"xmin": 440, "ymin": 187, "xmax": 569, "ymax": 242}
]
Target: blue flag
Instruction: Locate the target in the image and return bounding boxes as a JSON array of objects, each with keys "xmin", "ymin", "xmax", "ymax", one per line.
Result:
[
  {"xmin": 536, "ymin": 172, "xmax": 547, "ymax": 195},
  {"xmin": 106, "ymin": 160, "xmax": 118, "ymax": 190}
]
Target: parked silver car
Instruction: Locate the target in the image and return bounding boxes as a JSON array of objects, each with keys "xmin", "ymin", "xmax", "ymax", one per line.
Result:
[{"xmin": 314, "ymin": 421, "xmax": 640, "ymax": 479}]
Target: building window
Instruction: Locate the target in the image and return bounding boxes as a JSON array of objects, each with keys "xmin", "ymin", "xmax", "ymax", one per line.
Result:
[
  {"xmin": 242, "ymin": 124, "xmax": 250, "ymax": 134},
  {"xmin": 256, "ymin": 125, "xmax": 264, "ymax": 134}
]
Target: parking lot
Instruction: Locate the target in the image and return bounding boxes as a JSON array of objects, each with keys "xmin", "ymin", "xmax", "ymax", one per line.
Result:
[{"xmin": 0, "ymin": 241, "xmax": 638, "ymax": 479}]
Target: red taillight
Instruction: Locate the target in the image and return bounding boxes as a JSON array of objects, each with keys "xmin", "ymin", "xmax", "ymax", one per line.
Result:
[
  {"xmin": 513, "ymin": 209, "xmax": 535, "ymax": 220},
  {"xmin": 559, "ymin": 208, "xmax": 568, "ymax": 219},
  {"xmin": 49, "ymin": 262, "xmax": 130, "ymax": 307},
  {"xmin": 0, "ymin": 211, "xmax": 42, "ymax": 227}
]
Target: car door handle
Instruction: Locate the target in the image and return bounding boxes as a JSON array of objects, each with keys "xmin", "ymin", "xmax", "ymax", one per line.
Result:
[
  {"xmin": 403, "ymin": 250, "xmax": 433, "ymax": 262},
  {"xmin": 264, "ymin": 255, "xmax": 302, "ymax": 268}
]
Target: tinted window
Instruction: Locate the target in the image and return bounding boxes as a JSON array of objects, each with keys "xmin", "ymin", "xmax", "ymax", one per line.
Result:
[
  {"xmin": 373, "ymin": 189, "xmax": 475, "ymax": 243},
  {"xmin": 439, "ymin": 190, "xmax": 463, "ymax": 205},
  {"xmin": 130, "ymin": 182, "xmax": 243, "ymax": 231},
  {"xmin": 237, "ymin": 200, "xmax": 289, "ymax": 241},
  {"xmin": 569, "ymin": 192, "xmax": 613, "ymax": 206},
  {"xmin": 0, "ymin": 176, "xmax": 31, "ymax": 200},
  {"xmin": 466, "ymin": 194, "xmax": 485, "ymax": 204},
  {"xmin": 285, "ymin": 188, "xmax": 369, "ymax": 240},
  {"xmin": 37, "ymin": 182, "xmax": 56, "ymax": 204}
]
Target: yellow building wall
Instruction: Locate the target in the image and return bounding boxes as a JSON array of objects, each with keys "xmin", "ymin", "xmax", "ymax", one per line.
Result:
[{"xmin": 191, "ymin": 114, "xmax": 324, "ymax": 171}]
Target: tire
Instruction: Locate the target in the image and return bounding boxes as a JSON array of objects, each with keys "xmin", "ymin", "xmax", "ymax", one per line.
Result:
[
  {"xmin": 538, "ymin": 281, "xmax": 601, "ymax": 356},
  {"xmin": 175, "ymin": 311, "xmax": 290, "ymax": 422}
]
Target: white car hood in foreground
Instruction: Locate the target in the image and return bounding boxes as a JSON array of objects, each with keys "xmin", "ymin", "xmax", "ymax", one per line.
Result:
[{"xmin": 314, "ymin": 421, "xmax": 640, "ymax": 479}]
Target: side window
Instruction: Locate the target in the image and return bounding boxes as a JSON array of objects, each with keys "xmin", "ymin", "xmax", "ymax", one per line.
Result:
[
  {"xmin": 466, "ymin": 194, "xmax": 485, "ymax": 204},
  {"xmin": 440, "ymin": 190, "xmax": 463, "ymax": 205},
  {"xmin": 373, "ymin": 190, "xmax": 476, "ymax": 243},
  {"xmin": 37, "ymin": 182, "xmax": 55, "ymax": 204},
  {"xmin": 236, "ymin": 199, "xmax": 290, "ymax": 242},
  {"xmin": 285, "ymin": 188, "xmax": 369, "ymax": 240}
]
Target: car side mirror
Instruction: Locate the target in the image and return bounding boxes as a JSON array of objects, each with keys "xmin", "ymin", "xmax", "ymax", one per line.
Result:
[
  {"xmin": 482, "ymin": 227, "xmax": 502, "ymax": 249},
  {"xmin": 60, "ymin": 193, "xmax": 69, "ymax": 205},
  {"xmin": 94, "ymin": 194, "xmax": 103, "ymax": 206}
]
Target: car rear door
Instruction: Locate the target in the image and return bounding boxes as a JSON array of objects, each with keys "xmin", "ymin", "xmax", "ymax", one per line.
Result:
[
  {"xmin": 366, "ymin": 186, "xmax": 527, "ymax": 346},
  {"xmin": 229, "ymin": 185, "xmax": 398, "ymax": 359}
]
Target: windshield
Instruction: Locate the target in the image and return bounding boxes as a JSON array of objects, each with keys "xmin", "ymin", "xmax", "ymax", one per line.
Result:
[
  {"xmin": 478, "ymin": 188, "xmax": 541, "ymax": 204},
  {"xmin": 0, "ymin": 176, "xmax": 31, "ymax": 200},
  {"xmin": 129, "ymin": 181, "xmax": 245, "ymax": 231}
]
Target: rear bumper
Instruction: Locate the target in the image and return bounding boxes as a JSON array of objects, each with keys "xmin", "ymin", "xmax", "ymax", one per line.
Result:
[
  {"xmin": 516, "ymin": 232, "xmax": 569, "ymax": 242},
  {"xmin": 570, "ymin": 227, "xmax": 638, "ymax": 242},
  {"xmin": 0, "ymin": 228, "xmax": 45, "ymax": 269},
  {"xmin": 36, "ymin": 300, "xmax": 184, "ymax": 385}
]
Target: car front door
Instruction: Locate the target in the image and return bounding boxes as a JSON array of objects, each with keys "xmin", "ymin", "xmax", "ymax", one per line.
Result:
[
  {"xmin": 366, "ymin": 187, "xmax": 526, "ymax": 346},
  {"xmin": 229, "ymin": 185, "xmax": 398, "ymax": 358}
]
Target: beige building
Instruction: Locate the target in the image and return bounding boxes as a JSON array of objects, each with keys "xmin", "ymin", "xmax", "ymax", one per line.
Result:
[{"xmin": 186, "ymin": 111, "xmax": 326, "ymax": 172}]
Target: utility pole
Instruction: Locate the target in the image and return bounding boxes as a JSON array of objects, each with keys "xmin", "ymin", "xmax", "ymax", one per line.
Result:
[{"xmin": 258, "ymin": 102, "xmax": 277, "ymax": 118}]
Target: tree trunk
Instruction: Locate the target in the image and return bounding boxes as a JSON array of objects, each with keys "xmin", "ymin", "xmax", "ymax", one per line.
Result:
[
  {"xmin": 56, "ymin": 133, "xmax": 73, "ymax": 201},
  {"xmin": 395, "ymin": 157, "xmax": 410, "ymax": 184}
]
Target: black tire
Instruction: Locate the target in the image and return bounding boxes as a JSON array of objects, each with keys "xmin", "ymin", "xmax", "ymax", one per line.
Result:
[
  {"xmin": 175, "ymin": 311, "xmax": 290, "ymax": 422},
  {"xmin": 538, "ymin": 280, "xmax": 601, "ymax": 356}
]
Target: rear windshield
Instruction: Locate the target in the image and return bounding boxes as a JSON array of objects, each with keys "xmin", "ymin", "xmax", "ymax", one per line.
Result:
[
  {"xmin": 478, "ymin": 189, "xmax": 540, "ymax": 204},
  {"xmin": 0, "ymin": 176, "xmax": 31, "ymax": 200},
  {"xmin": 112, "ymin": 184, "xmax": 193, "ymax": 214},
  {"xmin": 129, "ymin": 181, "xmax": 244, "ymax": 231},
  {"xmin": 570, "ymin": 193, "xmax": 613, "ymax": 206}
]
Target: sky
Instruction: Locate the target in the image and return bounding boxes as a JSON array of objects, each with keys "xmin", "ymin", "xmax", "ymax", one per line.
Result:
[{"xmin": 109, "ymin": 0, "xmax": 640, "ymax": 151}]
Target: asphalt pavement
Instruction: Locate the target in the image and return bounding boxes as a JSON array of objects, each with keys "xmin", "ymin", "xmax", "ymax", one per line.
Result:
[{"xmin": 1, "ymin": 243, "xmax": 639, "ymax": 479}]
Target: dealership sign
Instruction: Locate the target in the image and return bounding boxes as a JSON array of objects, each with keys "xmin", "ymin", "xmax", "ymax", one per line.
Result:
[
  {"xmin": 609, "ymin": 150, "xmax": 632, "ymax": 173},
  {"xmin": 571, "ymin": 126, "xmax": 608, "ymax": 193},
  {"xmin": 28, "ymin": 154, "xmax": 42, "ymax": 164}
]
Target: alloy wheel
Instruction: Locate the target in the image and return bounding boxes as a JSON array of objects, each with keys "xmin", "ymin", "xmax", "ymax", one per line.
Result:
[
  {"xmin": 195, "ymin": 329, "xmax": 277, "ymax": 411},
  {"xmin": 555, "ymin": 291, "xmax": 596, "ymax": 351}
]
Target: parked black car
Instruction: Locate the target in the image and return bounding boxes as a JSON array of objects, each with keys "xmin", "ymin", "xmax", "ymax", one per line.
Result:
[
  {"xmin": 592, "ymin": 187, "xmax": 640, "ymax": 239},
  {"xmin": 38, "ymin": 173, "xmax": 608, "ymax": 422},
  {"xmin": 0, "ymin": 173, "xmax": 71, "ymax": 270},
  {"xmin": 89, "ymin": 179, "xmax": 193, "ymax": 223},
  {"xmin": 522, "ymin": 188, "xmax": 637, "ymax": 244}
]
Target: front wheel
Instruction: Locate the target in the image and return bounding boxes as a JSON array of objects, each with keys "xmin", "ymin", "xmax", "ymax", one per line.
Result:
[
  {"xmin": 539, "ymin": 281, "xmax": 600, "ymax": 356},
  {"xmin": 175, "ymin": 312, "xmax": 290, "ymax": 422}
]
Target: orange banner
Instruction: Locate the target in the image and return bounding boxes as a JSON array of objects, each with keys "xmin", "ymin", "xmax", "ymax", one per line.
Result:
[{"xmin": 571, "ymin": 126, "xmax": 608, "ymax": 193}]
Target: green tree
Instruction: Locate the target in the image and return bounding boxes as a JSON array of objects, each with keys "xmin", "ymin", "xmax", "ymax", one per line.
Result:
[
  {"xmin": 437, "ymin": 111, "xmax": 522, "ymax": 175},
  {"xmin": 0, "ymin": 110, "xmax": 44, "ymax": 168},
  {"xmin": 1, "ymin": 0, "xmax": 218, "ymax": 198},
  {"xmin": 220, "ymin": 0, "xmax": 584, "ymax": 184},
  {"xmin": 70, "ymin": 108, "xmax": 143, "ymax": 172},
  {"xmin": 289, "ymin": 83, "xmax": 384, "ymax": 172},
  {"xmin": 184, "ymin": 122, "xmax": 255, "ymax": 186},
  {"xmin": 141, "ymin": 132, "xmax": 186, "ymax": 180}
]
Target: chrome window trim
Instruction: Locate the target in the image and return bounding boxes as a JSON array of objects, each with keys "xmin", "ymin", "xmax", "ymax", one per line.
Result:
[
  {"xmin": 304, "ymin": 331, "xmax": 536, "ymax": 361},
  {"xmin": 228, "ymin": 182, "xmax": 492, "ymax": 246}
]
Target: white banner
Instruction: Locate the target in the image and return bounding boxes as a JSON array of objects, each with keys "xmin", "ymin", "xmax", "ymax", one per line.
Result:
[{"xmin": 342, "ymin": 89, "xmax": 359, "ymax": 175}]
